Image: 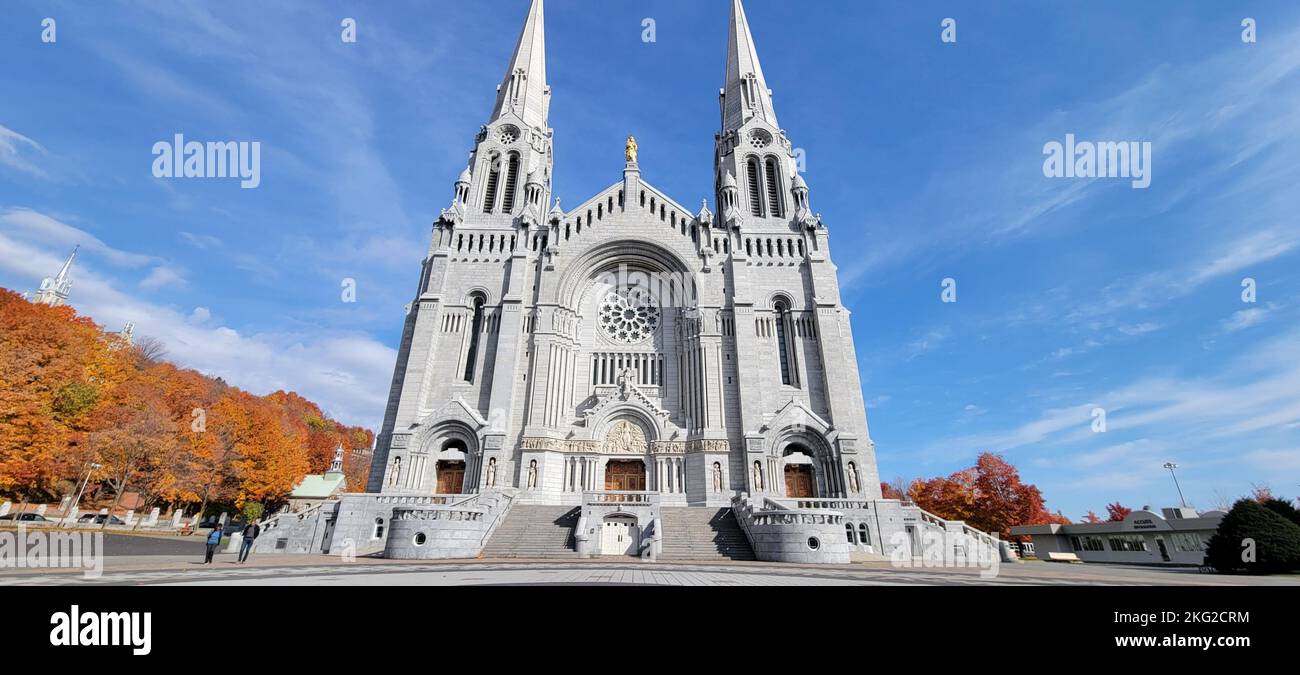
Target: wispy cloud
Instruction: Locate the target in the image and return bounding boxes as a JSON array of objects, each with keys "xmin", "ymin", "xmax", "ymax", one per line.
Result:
[{"xmin": 0, "ymin": 124, "xmax": 48, "ymax": 178}]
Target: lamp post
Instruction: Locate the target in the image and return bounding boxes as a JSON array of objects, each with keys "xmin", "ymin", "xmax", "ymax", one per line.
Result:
[
  {"xmin": 63, "ymin": 462, "xmax": 102, "ymax": 526},
  {"xmin": 1163, "ymin": 462, "xmax": 1187, "ymax": 509}
]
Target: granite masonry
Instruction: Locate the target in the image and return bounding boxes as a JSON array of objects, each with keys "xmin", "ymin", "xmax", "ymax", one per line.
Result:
[{"xmin": 254, "ymin": 0, "xmax": 1004, "ymax": 565}]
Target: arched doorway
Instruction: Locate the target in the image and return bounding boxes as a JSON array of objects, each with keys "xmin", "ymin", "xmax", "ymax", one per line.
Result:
[
  {"xmin": 605, "ymin": 460, "xmax": 646, "ymax": 491},
  {"xmin": 784, "ymin": 464, "xmax": 815, "ymax": 498}
]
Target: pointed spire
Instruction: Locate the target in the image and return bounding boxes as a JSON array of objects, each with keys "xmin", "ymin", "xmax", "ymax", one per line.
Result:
[
  {"xmin": 36, "ymin": 245, "xmax": 78, "ymax": 306},
  {"xmin": 722, "ymin": 0, "xmax": 778, "ymax": 133},
  {"xmin": 491, "ymin": 0, "xmax": 549, "ymax": 129},
  {"xmin": 56, "ymin": 245, "xmax": 79, "ymax": 283}
]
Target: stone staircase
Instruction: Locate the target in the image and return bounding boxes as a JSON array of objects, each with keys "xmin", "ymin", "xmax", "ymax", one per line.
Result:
[
  {"xmin": 659, "ymin": 507, "xmax": 756, "ymax": 561},
  {"xmin": 482, "ymin": 505, "xmax": 581, "ymax": 559}
]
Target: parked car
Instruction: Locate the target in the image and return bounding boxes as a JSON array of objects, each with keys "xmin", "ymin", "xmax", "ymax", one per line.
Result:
[
  {"xmin": 197, "ymin": 518, "xmax": 247, "ymax": 534},
  {"xmin": 77, "ymin": 514, "xmax": 126, "ymax": 525},
  {"xmin": 0, "ymin": 513, "xmax": 51, "ymax": 522}
]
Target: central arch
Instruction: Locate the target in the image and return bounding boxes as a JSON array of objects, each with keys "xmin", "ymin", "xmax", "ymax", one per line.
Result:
[{"xmin": 553, "ymin": 239, "xmax": 698, "ymax": 309}]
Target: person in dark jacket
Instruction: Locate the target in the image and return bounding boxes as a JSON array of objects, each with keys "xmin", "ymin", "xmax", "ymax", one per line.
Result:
[
  {"xmin": 203, "ymin": 524, "xmax": 223, "ymax": 564},
  {"xmin": 238, "ymin": 520, "xmax": 261, "ymax": 563}
]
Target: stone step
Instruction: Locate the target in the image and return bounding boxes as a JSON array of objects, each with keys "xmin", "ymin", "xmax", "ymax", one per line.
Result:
[
  {"xmin": 658, "ymin": 507, "xmax": 756, "ymax": 561},
  {"xmin": 483, "ymin": 505, "xmax": 579, "ymax": 558}
]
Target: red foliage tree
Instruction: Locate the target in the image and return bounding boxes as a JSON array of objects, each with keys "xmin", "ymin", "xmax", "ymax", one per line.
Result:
[
  {"xmin": 1105, "ymin": 502, "xmax": 1133, "ymax": 522},
  {"xmin": 907, "ymin": 452, "xmax": 1068, "ymax": 538}
]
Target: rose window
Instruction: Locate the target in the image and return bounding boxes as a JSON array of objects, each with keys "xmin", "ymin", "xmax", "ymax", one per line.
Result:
[
  {"xmin": 748, "ymin": 129, "xmax": 773, "ymax": 149},
  {"xmin": 598, "ymin": 290, "xmax": 659, "ymax": 344},
  {"xmin": 498, "ymin": 125, "xmax": 520, "ymax": 144}
]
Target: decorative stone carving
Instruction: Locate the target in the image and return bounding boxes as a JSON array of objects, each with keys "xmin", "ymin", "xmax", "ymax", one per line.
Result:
[{"xmin": 602, "ymin": 420, "xmax": 647, "ymax": 455}]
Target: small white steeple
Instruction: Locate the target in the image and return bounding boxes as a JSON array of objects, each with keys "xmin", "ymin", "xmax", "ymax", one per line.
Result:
[
  {"xmin": 328, "ymin": 445, "xmax": 345, "ymax": 475},
  {"xmin": 35, "ymin": 246, "xmax": 78, "ymax": 307}
]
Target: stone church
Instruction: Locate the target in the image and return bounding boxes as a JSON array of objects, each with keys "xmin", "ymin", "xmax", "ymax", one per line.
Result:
[
  {"xmin": 260, "ymin": 0, "xmax": 1003, "ymax": 565},
  {"xmin": 371, "ymin": 0, "xmax": 878, "ymax": 507}
]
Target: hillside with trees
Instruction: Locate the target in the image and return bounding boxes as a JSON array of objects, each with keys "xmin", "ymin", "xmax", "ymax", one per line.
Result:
[{"xmin": 0, "ymin": 289, "xmax": 373, "ymax": 518}]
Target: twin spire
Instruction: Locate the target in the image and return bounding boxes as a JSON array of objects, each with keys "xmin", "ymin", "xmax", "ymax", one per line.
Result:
[
  {"xmin": 722, "ymin": 0, "xmax": 778, "ymax": 133},
  {"xmin": 488, "ymin": 0, "xmax": 776, "ymax": 135},
  {"xmin": 491, "ymin": 0, "xmax": 550, "ymax": 130}
]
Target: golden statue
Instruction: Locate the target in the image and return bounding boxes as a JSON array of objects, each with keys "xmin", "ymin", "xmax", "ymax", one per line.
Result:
[{"xmin": 625, "ymin": 135, "xmax": 638, "ymax": 164}]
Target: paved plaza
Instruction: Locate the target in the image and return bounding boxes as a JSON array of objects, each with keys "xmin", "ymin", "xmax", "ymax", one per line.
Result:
[{"xmin": 1, "ymin": 532, "xmax": 1296, "ymax": 586}]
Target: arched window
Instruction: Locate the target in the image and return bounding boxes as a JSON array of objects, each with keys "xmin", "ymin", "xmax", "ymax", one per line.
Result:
[
  {"xmin": 765, "ymin": 156, "xmax": 783, "ymax": 217},
  {"xmin": 746, "ymin": 156, "xmax": 764, "ymax": 217},
  {"xmin": 463, "ymin": 295, "xmax": 486, "ymax": 382},
  {"xmin": 483, "ymin": 159, "xmax": 501, "ymax": 213},
  {"xmin": 774, "ymin": 301, "xmax": 793, "ymax": 386},
  {"xmin": 373, "ymin": 517, "xmax": 385, "ymax": 539},
  {"xmin": 859, "ymin": 523, "xmax": 871, "ymax": 546},
  {"xmin": 846, "ymin": 523, "xmax": 857, "ymax": 544},
  {"xmin": 502, "ymin": 154, "xmax": 520, "ymax": 212}
]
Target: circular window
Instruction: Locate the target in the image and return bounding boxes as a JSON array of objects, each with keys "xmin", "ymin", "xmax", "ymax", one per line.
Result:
[
  {"xmin": 748, "ymin": 129, "xmax": 773, "ymax": 149},
  {"xmin": 598, "ymin": 290, "xmax": 659, "ymax": 344},
  {"xmin": 413, "ymin": 532, "xmax": 427, "ymax": 547},
  {"xmin": 498, "ymin": 125, "xmax": 521, "ymax": 145},
  {"xmin": 807, "ymin": 537, "xmax": 820, "ymax": 551}
]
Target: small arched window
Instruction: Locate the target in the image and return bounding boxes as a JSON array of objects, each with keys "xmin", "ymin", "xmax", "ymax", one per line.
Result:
[
  {"xmin": 373, "ymin": 517, "xmax": 385, "ymax": 539},
  {"xmin": 846, "ymin": 523, "xmax": 857, "ymax": 544},
  {"xmin": 774, "ymin": 301, "xmax": 793, "ymax": 386},
  {"xmin": 859, "ymin": 523, "xmax": 871, "ymax": 546},
  {"xmin": 463, "ymin": 295, "xmax": 486, "ymax": 382}
]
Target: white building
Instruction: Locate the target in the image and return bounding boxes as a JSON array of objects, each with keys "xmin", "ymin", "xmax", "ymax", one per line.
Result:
[
  {"xmin": 368, "ymin": 0, "xmax": 878, "ymax": 509},
  {"xmin": 1012, "ymin": 508, "xmax": 1225, "ymax": 566},
  {"xmin": 259, "ymin": 0, "xmax": 1003, "ymax": 564}
]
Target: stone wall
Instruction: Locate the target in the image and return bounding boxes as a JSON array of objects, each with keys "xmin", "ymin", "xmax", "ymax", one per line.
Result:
[{"xmin": 383, "ymin": 490, "xmax": 516, "ymax": 560}]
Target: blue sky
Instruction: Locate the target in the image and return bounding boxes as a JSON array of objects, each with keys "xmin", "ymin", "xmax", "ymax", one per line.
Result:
[{"xmin": 2, "ymin": 1, "xmax": 1298, "ymax": 518}]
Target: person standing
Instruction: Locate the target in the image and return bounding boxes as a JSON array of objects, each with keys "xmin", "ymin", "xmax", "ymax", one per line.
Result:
[
  {"xmin": 203, "ymin": 524, "xmax": 222, "ymax": 564},
  {"xmin": 238, "ymin": 520, "xmax": 261, "ymax": 563}
]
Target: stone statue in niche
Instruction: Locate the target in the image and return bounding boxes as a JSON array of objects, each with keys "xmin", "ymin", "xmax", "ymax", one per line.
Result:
[
  {"xmin": 712, "ymin": 462, "xmax": 723, "ymax": 493},
  {"xmin": 752, "ymin": 461, "xmax": 764, "ymax": 491},
  {"xmin": 846, "ymin": 463, "xmax": 859, "ymax": 494},
  {"xmin": 527, "ymin": 460, "xmax": 538, "ymax": 489},
  {"xmin": 486, "ymin": 457, "xmax": 497, "ymax": 487}
]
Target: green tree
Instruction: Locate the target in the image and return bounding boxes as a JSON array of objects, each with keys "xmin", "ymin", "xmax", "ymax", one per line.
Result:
[{"xmin": 1205, "ymin": 499, "xmax": 1300, "ymax": 574}]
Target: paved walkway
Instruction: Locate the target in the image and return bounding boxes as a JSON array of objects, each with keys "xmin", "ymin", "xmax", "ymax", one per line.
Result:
[{"xmin": 3, "ymin": 553, "xmax": 1297, "ymax": 586}]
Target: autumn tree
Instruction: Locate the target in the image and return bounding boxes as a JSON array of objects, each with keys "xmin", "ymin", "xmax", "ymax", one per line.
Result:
[
  {"xmin": 0, "ymin": 290, "xmax": 120, "ymax": 504},
  {"xmin": 907, "ymin": 452, "xmax": 1068, "ymax": 539},
  {"xmin": 1083, "ymin": 511, "xmax": 1102, "ymax": 523},
  {"xmin": 1105, "ymin": 502, "xmax": 1133, "ymax": 522},
  {"xmin": 0, "ymin": 289, "xmax": 375, "ymax": 521}
]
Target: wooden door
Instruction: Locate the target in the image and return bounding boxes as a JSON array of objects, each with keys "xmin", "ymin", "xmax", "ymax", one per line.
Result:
[
  {"xmin": 605, "ymin": 461, "xmax": 646, "ymax": 491},
  {"xmin": 784, "ymin": 464, "xmax": 814, "ymax": 498},
  {"xmin": 436, "ymin": 461, "xmax": 465, "ymax": 494}
]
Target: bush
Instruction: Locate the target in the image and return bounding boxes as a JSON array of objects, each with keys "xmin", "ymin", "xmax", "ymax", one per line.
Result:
[
  {"xmin": 1205, "ymin": 499, "xmax": 1300, "ymax": 574},
  {"xmin": 1261, "ymin": 498, "xmax": 1300, "ymax": 529}
]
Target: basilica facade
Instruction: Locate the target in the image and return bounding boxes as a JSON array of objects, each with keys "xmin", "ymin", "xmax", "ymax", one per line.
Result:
[{"xmin": 365, "ymin": 0, "xmax": 882, "ymax": 510}]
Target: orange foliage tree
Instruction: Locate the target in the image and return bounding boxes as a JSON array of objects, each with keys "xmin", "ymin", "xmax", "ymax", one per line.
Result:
[
  {"xmin": 907, "ymin": 452, "xmax": 1069, "ymax": 539},
  {"xmin": 0, "ymin": 289, "xmax": 374, "ymax": 516}
]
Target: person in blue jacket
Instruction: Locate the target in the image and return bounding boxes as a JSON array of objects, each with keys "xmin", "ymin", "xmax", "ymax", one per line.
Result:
[{"xmin": 203, "ymin": 524, "xmax": 223, "ymax": 564}]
